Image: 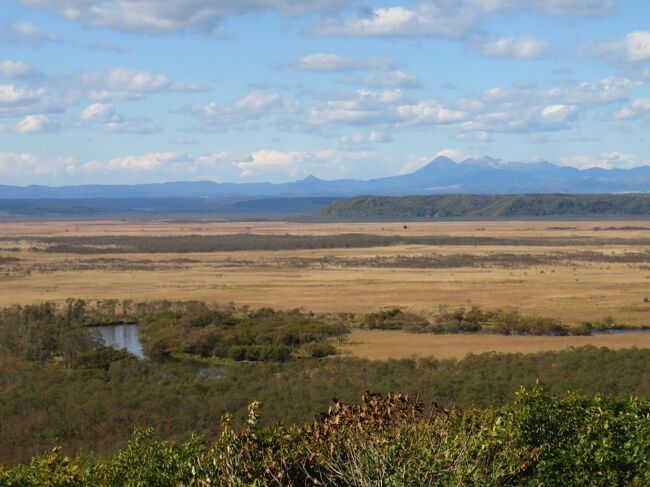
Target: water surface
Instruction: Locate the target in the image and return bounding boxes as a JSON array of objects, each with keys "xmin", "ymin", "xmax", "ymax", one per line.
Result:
[{"xmin": 94, "ymin": 324, "xmax": 145, "ymax": 359}]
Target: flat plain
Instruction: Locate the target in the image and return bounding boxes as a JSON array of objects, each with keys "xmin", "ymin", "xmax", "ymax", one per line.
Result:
[{"xmin": 1, "ymin": 219, "xmax": 649, "ymax": 359}]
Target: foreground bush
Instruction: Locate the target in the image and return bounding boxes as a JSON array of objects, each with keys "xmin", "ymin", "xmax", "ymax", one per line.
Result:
[{"xmin": 2, "ymin": 386, "xmax": 648, "ymax": 486}]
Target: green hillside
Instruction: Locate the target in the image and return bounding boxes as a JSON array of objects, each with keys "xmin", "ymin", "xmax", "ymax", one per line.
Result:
[{"xmin": 321, "ymin": 194, "xmax": 650, "ymax": 219}]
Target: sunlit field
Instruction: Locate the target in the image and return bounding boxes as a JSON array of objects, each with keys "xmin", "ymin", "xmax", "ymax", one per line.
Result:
[{"xmin": 2, "ymin": 219, "xmax": 649, "ymax": 334}]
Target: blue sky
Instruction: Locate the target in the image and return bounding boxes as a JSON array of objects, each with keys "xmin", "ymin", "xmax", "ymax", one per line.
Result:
[{"xmin": 0, "ymin": 0, "xmax": 649, "ymax": 185}]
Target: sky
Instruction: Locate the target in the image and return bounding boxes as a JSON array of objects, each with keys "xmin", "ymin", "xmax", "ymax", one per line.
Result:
[{"xmin": 0, "ymin": 0, "xmax": 649, "ymax": 186}]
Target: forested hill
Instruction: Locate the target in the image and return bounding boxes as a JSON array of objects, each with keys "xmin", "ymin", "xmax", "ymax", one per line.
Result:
[{"xmin": 320, "ymin": 194, "xmax": 650, "ymax": 219}]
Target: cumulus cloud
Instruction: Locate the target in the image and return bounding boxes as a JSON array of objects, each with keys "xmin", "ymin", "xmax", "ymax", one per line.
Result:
[
  {"xmin": 15, "ymin": 148, "xmax": 380, "ymax": 184},
  {"xmin": 20, "ymin": 0, "xmax": 350, "ymax": 33},
  {"xmin": 313, "ymin": 1, "xmax": 616, "ymax": 39},
  {"xmin": 540, "ymin": 76, "xmax": 640, "ymax": 105},
  {"xmin": 234, "ymin": 149, "xmax": 375, "ymax": 179},
  {"xmin": 0, "ymin": 61, "xmax": 38, "ymax": 79},
  {"xmin": 307, "ymin": 89, "xmax": 406, "ymax": 126},
  {"xmin": 612, "ymin": 98, "xmax": 650, "ymax": 120},
  {"xmin": 0, "ymin": 151, "xmax": 58, "ymax": 177},
  {"xmin": 0, "ymin": 84, "xmax": 46, "ymax": 107},
  {"xmin": 188, "ymin": 92, "xmax": 300, "ymax": 129},
  {"xmin": 557, "ymin": 151, "xmax": 648, "ymax": 169},
  {"xmin": 475, "ymin": 36, "xmax": 549, "ymax": 59},
  {"xmin": 304, "ymin": 82, "xmax": 580, "ymax": 135},
  {"xmin": 625, "ymin": 31, "xmax": 650, "ymax": 62},
  {"xmin": 0, "ymin": 21, "xmax": 61, "ymax": 46},
  {"xmin": 307, "ymin": 89, "xmax": 467, "ymax": 128},
  {"xmin": 78, "ymin": 67, "xmax": 203, "ymax": 102},
  {"xmin": 313, "ymin": 5, "xmax": 479, "ymax": 39},
  {"xmin": 0, "ymin": 84, "xmax": 64, "ymax": 117},
  {"xmin": 299, "ymin": 72, "xmax": 640, "ymax": 141},
  {"xmin": 107, "ymin": 152, "xmax": 188, "ymax": 171},
  {"xmin": 291, "ymin": 53, "xmax": 397, "ymax": 72},
  {"xmin": 15, "ymin": 114, "xmax": 59, "ymax": 133},
  {"xmin": 80, "ymin": 103, "xmax": 117, "ymax": 123},
  {"xmin": 79, "ymin": 102, "xmax": 160, "ymax": 133},
  {"xmin": 596, "ymin": 31, "xmax": 650, "ymax": 63}
]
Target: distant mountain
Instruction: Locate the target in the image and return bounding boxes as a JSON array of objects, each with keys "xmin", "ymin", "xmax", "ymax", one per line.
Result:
[
  {"xmin": 320, "ymin": 194, "xmax": 650, "ymax": 219},
  {"xmin": 2, "ymin": 156, "xmax": 650, "ymax": 199}
]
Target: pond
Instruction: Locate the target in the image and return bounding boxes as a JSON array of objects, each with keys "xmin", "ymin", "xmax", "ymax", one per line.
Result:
[
  {"xmin": 89, "ymin": 325, "xmax": 229, "ymax": 379},
  {"xmin": 93, "ymin": 323, "xmax": 145, "ymax": 359}
]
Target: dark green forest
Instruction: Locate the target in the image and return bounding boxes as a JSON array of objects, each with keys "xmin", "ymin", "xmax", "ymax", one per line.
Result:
[{"xmin": 321, "ymin": 193, "xmax": 650, "ymax": 219}]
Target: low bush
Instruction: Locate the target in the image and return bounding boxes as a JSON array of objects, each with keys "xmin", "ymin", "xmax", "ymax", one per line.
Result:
[{"xmin": 2, "ymin": 387, "xmax": 648, "ymax": 486}]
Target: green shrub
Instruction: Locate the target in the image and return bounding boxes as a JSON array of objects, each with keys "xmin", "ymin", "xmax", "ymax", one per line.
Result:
[
  {"xmin": 2, "ymin": 388, "xmax": 648, "ymax": 486},
  {"xmin": 303, "ymin": 342, "xmax": 337, "ymax": 358}
]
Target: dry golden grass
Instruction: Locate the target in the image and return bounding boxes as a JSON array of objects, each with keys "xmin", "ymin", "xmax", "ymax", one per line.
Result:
[
  {"xmin": 341, "ymin": 329, "xmax": 650, "ymax": 360},
  {"xmin": 1, "ymin": 219, "xmax": 649, "ymax": 330}
]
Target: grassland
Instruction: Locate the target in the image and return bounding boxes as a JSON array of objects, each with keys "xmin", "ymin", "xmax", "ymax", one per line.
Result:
[
  {"xmin": 1, "ymin": 219, "xmax": 649, "ymax": 353},
  {"xmin": 0, "ymin": 221, "xmax": 650, "ymax": 340},
  {"xmin": 342, "ymin": 330, "xmax": 650, "ymax": 360}
]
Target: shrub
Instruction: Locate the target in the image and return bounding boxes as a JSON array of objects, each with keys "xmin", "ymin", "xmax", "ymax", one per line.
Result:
[
  {"xmin": 303, "ymin": 342, "xmax": 337, "ymax": 358},
  {"xmin": 2, "ymin": 388, "xmax": 648, "ymax": 486}
]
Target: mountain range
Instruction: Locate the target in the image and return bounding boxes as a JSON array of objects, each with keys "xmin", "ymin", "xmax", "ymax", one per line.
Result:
[{"xmin": 2, "ymin": 156, "xmax": 650, "ymax": 199}]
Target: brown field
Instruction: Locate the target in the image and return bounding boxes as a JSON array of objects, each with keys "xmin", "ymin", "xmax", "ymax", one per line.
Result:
[
  {"xmin": 1, "ymin": 219, "xmax": 649, "ymax": 335},
  {"xmin": 341, "ymin": 329, "xmax": 650, "ymax": 360}
]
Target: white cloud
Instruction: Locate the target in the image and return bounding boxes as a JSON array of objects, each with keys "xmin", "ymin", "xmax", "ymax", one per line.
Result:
[
  {"xmin": 612, "ymin": 98, "xmax": 650, "ymax": 120},
  {"xmin": 78, "ymin": 67, "xmax": 202, "ymax": 102},
  {"xmin": 540, "ymin": 104, "xmax": 576, "ymax": 123},
  {"xmin": 60, "ymin": 148, "xmax": 380, "ymax": 182},
  {"xmin": 0, "ymin": 84, "xmax": 62, "ymax": 117},
  {"xmin": 395, "ymin": 100, "xmax": 468, "ymax": 126},
  {"xmin": 0, "ymin": 84, "xmax": 45, "ymax": 106},
  {"xmin": 313, "ymin": 5, "xmax": 479, "ymax": 39},
  {"xmin": 302, "ymin": 73, "xmax": 637, "ymax": 138},
  {"xmin": 79, "ymin": 102, "xmax": 160, "ymax": 133},
  {"xmin": 0, "ymin": 21, "xmax": 61, "ymax": 46},
  {"xmin": 107, "ymin": 152, "xmax": 188, "ymax": 171},
  {"xmin": 340, "ymin": 131, "xmax": 392, "ymax": 144},
  {"xmin": 291, "ymin": 53, "xmax": 397, "ymax": 72},
  {"xmin": 557, "ymin": 151, "xmax": 648, "ymax": 169},
  {"xmin": 20, "ymin": 0, "xmax": 349, "ymax": 33},
  {"xmin": 15, "ymin": 114, "xmax": 59, "ymax": 133},
  {"xmin": 476, "ymin": 36, "xmax": 548, "ymax": 59},
  {"xmin": 0, "ymin": 61, "xmax": 38, "ymax": 79},
  {"xmin": 307, "ymin": 89, "xmax": 406, "ymax": 126},
  {"xmin": 313, "ymin": 1, "xmax": 616, "ymax": 39},
  {"xmin": 0, "ymin": 152, "xmax": 57, "ymax": 176},
  {"xmin": 189, "ymin": 92, "xmax": 300, "ymax": 129},
  {"xmin": 234, "ymin": 149, "xmax": 375, "ymax": 179},
  {"xmin": 625, "ymin": 31, "xmax": 650, "ymax": 62},
  {"xmin": 80, "ymin": 103, "xmax": 118, "ymax": 122},
  {"xmin": 596, "ymin": 31, "xmax": 650, "ymax": 63},
  {"xmin": 540, "ymin": 76, "xmax": 640, "ymax": 105}
]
